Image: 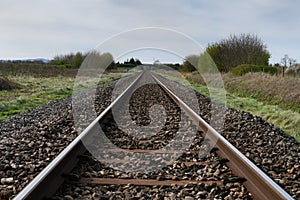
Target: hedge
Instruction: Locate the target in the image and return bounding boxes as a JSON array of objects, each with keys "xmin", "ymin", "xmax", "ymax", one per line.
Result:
[{"xmin": 230, "ymin": 64, "xmax": 278, "ymax": 76}]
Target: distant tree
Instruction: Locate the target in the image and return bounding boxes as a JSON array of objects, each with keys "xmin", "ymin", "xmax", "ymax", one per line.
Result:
[
  {"xmin": 123, "ymin": 58, "xmax": 142, "ymax": 66},
  {"xmin": 288, "ymin": 58, "xmax": 296, "ymax": 67},
  {"xmin": 274, "ymin": 63, "xmax": 280, "ymax": 67},
  {"xmin": 153, "ymin": 59, "xmax": 160, "ymax": 65},
  {"xmin": 100, "ymin": 52, "xmax": 115, "ymax": 70},
  {"xmin": 129, "ymin": 58, "xmax": 135, "ymax": 65},
  {"xmin": 280, "ymin": 54, "xmax": 296, "ymax": 77},
  {"xmin": 198, "ymin": 51, "xmax": 218, "ymax": 73},
  {"xmin": 206, "ymin": 33, "xmax": 270, "ymax": 72},
  {"xmin": 281, "ymin": 54, "xmax": 289, "ymax": 67},
  {"xmin": 180, "ymin": 55, "xmax": 199, "ymax": 72},
  {"xmin": 81, "ymin": 51, "xmax": 115, "ymax": 71},
  {"xmin": 50, "ymin": 51, "xmax": 87, "ymax": 68},
  {"xmin": 74, "ymin": 52, "xmax": 84, "ymax": 68},
  {"xmin": 135, "ymin": 59, "xmax": 142, "ymax": 65}
]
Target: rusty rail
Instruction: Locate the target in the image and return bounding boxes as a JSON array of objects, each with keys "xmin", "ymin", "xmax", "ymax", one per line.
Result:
[
  {"xmin": 152, "ymin": 73, "xmax": 293, "ymax": 200},
  {"xmin": 13, "ymin": 72, "xmax": 144, "ymax": 200},
  {"xmin": 14, "ymin": 70, "xmax": 293, "ymax": 200}
]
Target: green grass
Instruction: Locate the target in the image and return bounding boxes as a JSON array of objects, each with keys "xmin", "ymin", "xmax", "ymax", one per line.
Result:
[
  {"xmin": 159, "ymin": 73, "xmax": 300, "ymax": 141},
  {"xmin": 0, "ymin": 73, "xmax": 123, "ymax": 121},
  {"xmin": 225, "ymin": 92, "xmax": 300, "ymax": 141}
]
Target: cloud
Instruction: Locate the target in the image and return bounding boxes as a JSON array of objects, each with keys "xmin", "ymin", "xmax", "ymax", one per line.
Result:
[{"xmin": 0, "ymin": 0, "xmax": 299, "ymax": 63}]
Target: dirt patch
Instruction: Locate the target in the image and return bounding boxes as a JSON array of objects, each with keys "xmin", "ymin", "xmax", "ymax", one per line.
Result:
[{"xmin": 0, "ymin": 77, "xmax": 22, "ymax": 90}]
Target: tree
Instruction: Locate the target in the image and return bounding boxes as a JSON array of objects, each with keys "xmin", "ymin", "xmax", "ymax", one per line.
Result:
[
  {"xmin": 50, "ymin": 52, "xmax": 87, "ymax": 68},
  {"xmin": 123, "ymin": 58, "xmax": 142, "ymax": 66},
  {"xmin": 135, "ymin": 59, "xmax": 142, "ymax": 65},
  {"xmin": 205, "ymin": 44, "xmax": 225, "ymax": 71},
  {"xmin": 74, "ymin": 52, "xmax": 84, "ymax": 68},
  {"xmin": 281, "ymin": 54, "xmax": 289, "ymax": 67},
  {"xmin": 80, "ymin": 51, "xmax": 115, "ymax": 72},
  {"xmin": 100, "ymin": 52, "xmax": 115, "ymax": 70},
  {"xmin": 153, "ymin": 59, "xmax": 160, "ymax": 65},
  {"xmin": 129, "ymin": 58, "xmax": 135, "ymax": 65},
  {"xmin": 181, "ymin": 55, "xmax": 199, "ymax": 72},
  {"xmin": 280, "ymin": 54, "xmax": 296, "ymax": 77},
  {"xmin": 206, "ymin": 33, "xmax": 270, "ymax": 72},
  {"xmin": 288, "ymin": 58, "xmax": 296, "ymax": 67},
  {"xmin": 198, "ymin": 51, "xmax": 218, "ymax": 73}
]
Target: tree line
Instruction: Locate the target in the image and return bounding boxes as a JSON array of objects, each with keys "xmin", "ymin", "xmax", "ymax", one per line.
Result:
[
  {"xmin": 0, "ymin": 51, "xmax": 143, "ymax": 71},
  {"xmin": 48, "ymin": 33, "xmax": 274, "ymax": 73},
  {"xmin": 50, "ymin": 51, "xmax": 142, "ymax": 70}
]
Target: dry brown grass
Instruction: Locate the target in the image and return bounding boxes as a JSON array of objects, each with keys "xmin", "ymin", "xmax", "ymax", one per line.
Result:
[
  {"xmin": 186, "ymin": 72, "xmax": 300, "ymax": 112},
  {"xmin": 223, "ymin": 73, "xmax": 300, "ymax": 111},
  {"xmin": 0, "ymin": 77, "xmax": 22, "ymax": 90},
  {"xmin": 0, "ymin": 63, "xmax": 78, "ymax": 77}
]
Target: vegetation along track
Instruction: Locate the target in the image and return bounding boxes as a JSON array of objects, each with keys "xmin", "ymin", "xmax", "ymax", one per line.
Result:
[{"xmin": 3, "ymin": 70, "xmax": 298, "ymax": 199}]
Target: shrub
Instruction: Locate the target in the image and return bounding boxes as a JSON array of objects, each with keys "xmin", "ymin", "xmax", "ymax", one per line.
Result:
[
  {"xmin": 179, "ymin": 55, "xmax": 199, "ymax": 72},
  {"xmin": 206, "ymin": 33, "xmax": 270, "ymax": 72},
  {"xmin": 230, "ymin": 64, "xmax": 277, "ymax": 76}
]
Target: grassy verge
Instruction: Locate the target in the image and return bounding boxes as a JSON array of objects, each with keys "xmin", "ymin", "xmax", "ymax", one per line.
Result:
[
  {"xmin": 159, "ymin": 72, "xmax": 300, "ymax": 141},
  {"xmin": 223, "ymin": 73, "xmax": 300, "ymax": 113},
  {"xmin": 186, "ymin": 72, "xmax": 300, "ymax": 113},
  {"xmin": 0, "ymin": 73, "xmax": 124, "ymax": 121}
]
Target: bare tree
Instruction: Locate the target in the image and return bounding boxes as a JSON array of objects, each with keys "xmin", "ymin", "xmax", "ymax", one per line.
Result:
[
  {"xmin": 280, "ymin": 54, "xmax": 289, "ymax": 77},
  {"xmin": 288, "ymin": 58, "xmax": 296, "ymax": 67},
  {"xmin": 280, "ymin": 55, "xmax": 296, "ymax": 77},
  {"xmin": 281, "ymin": 54, "xmax": 289, "ymax": 67}
]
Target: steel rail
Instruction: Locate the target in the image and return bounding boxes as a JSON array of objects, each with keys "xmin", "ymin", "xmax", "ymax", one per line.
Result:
[
  {"xmin": 151, "ymin": 73, "xmax": 293, "ymax": 200},
  {"xmin": 14, "ymin": 70, "xmax": 294, "ymax": 200},
  {"xmin": 13, "ymin": 72, "xmax": 144, "ymax": 200}
]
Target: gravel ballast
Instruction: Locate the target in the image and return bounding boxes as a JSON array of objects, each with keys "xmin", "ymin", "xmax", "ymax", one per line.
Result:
[{"xmin": 0, "ymin": 72, "xmax": 299, "ymax": 199}]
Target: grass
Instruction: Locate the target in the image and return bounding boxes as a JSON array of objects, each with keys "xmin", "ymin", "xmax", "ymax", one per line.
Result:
[
  {"xmin": 223, "ymin": 73, "xmax": 300, "ymax": 113},
  {"xmin": 0, "ymin": 73, "xmax": 124, "ymax": 121},
  {"xmin": 225, "ymin": 92, "xmax": 300, "ymax": 141},
  {"xmin": 0, "ymin": 76, "xmax": 73, "ymax": 121},
  {"xmin": 158, "ymin": 71, "xmax": 300, "ymax": 141},
  {"xmin": 186, "ymin": 72, "xmax": 300, "ymax": 113}
]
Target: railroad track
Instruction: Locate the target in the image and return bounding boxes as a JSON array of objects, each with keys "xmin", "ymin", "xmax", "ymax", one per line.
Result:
[{"xmin": 13, "ymin": 70, "xmax": 294, "ymax": 199}]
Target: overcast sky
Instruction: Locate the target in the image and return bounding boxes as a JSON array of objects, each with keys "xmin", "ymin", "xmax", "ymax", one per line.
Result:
[{"xmin": 1, "ymin": 0, "xmax": 299, "ymax": 64}]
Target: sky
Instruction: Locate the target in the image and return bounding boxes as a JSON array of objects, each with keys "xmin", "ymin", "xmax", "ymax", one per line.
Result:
[{"xmin": 0, "ymin": 0, "xmax": 299, "ymax": 64}]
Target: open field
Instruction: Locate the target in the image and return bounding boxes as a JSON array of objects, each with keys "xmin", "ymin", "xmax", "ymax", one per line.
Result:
[
  {"xmin": 0, "ymin": 73, "xmax": 124, "ymax": 121},
  {"xmin": 160, "ymin": 71, "xmax": 300, "ymax": 141},
  {"xmin": 0, "ymin": 62, "xmax": 78, "ymax": 77}
]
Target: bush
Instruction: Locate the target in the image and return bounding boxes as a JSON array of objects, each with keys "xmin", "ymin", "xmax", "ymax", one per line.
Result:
[
  {"xmin": 206, "ymin": 33, "xmax": 270, "ymax": 72},
  {"xmin": 50, "ymin": 52, "xmax": 86, "ymax": 68},
  {"xmin": 230, "ymin": 64, "xmax": 278, "ymax": 76},
  {"xmin": 180, "ymin": 55, "xmax": 199, "ymax": 72}
]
